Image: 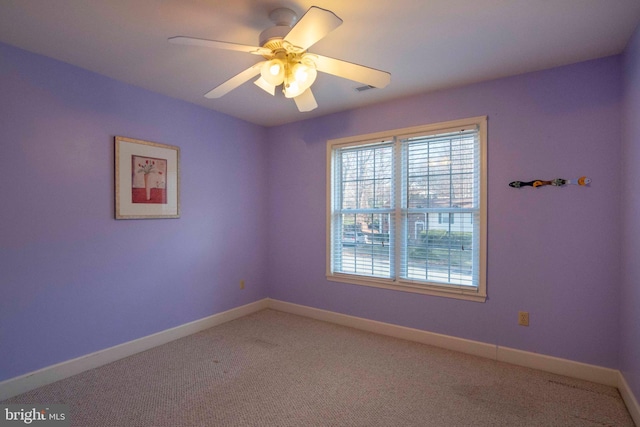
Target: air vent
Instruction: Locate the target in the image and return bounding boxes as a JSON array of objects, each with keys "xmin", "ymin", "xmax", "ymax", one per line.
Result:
[{"xmin": 354, "ymin": 85, "xmax": 376, "ymax": 92}]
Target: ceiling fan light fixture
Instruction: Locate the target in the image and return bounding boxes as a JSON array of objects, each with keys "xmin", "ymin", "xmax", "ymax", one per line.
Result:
[
  {"xmin": 283, "ymin": 77, "xmax": 301, "ymax": 98},
  {"xmin": 293, "ymin": 63, "xmax": 316, "ymax": 88},
  {"xmin": 284, "ymin": 55, "xmax": 317, "ymax": 98},
  {"xmin": 261, "ymin": 58, "xmax": 285, "ymax": 86}
]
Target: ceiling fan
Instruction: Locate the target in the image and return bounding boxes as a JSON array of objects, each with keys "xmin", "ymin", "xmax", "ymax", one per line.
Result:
[{"xmin": 168, "ymin": 6, "xmax": 391, "ymax": 112}]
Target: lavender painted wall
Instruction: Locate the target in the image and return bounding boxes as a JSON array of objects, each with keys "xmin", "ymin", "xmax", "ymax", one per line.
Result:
[
  {"xmin": 0, "ymin": 43, "xmax": 269, "ymax": 382},
  {"xmin": 622, "ymin": 24, "xmax": 640, "ymax": 401},
  {"xmin": 267, "ymin": 56, "xmax": 623, "ymax": 368}
]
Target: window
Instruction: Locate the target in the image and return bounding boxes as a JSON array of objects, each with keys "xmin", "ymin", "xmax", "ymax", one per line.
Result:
[
  {"xmin": 438, "ymin": 213, "xmax": 454, "ymax": 224},
  {"xmin": 326, "ymin": 116, "xmax": 487, "ymax": 302}
]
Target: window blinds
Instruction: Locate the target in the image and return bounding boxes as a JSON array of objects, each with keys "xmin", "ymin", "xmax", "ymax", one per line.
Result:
[
  {"xmin": 331, "ymin": 142, "xmax": 395, "ymax": 278},
  {"xmin": 399, "ymin": 128, "xmax": 480, "ymax": 288}
]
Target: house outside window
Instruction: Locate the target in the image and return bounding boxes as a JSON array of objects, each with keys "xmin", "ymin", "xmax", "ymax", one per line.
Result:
[{"xmin": 326, "ymin": 116, "xmax": 487, "ymax": 302}]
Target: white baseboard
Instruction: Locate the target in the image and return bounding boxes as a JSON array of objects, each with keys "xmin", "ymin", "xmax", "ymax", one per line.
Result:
[
  {"xmin": 497, "ymin": 347, "xmax": 619, "ymax": 387},
  {"xmin": 619, "ymin": 371, "xmax": 640, "ymax": 426},
  {"xmin": 0, "ymin": 299, "xmax": 268, "ymax": 401},
  {"xmin": 267, "ymin": 299, "xmax": 620, "ymax": 387},
  {"xmin": 266, "ymin": 299, "xmax": 497, "ymax": 360}
]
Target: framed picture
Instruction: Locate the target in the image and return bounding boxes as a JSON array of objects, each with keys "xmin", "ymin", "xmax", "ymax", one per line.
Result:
[{"xmin": 115, "ymin": 136, "xmax": 180, "ymax": 219}]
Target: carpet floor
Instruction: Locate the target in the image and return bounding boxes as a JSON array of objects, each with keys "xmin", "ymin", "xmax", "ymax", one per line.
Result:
[{"xmin": 3, "ymin": 309, "xmax": 634, "ymax": 426}]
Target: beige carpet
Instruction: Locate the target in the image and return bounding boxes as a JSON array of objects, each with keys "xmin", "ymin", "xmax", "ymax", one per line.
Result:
[{"xmin": 3, "ymin": 309, "xmax": 634, "ymax": 426}]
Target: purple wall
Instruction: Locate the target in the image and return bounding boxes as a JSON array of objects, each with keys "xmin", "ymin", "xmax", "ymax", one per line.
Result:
[
  {"xmin": 267, "ymin": 56, "xmax": 623, "ymax": 368},
  {"xmin": 0, "ymin": 43, "xmax": 269, "ymax": 382},
  {"xmin": 622, "ymin": 25, "xmax": 640, "ymax": 401}
]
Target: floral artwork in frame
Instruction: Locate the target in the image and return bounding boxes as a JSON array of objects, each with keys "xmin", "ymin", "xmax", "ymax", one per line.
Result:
[
  {"xmin": 132, "ymin": 155, "xmax": 167, "ymax": 204},
  {"xmin": 115, "ymin": 136, "xmax": 180, "ymax": 219}
]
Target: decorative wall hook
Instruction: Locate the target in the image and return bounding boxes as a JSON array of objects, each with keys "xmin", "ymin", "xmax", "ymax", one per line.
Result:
[{"xmin": 509, "ymin": 176, "xmax": 591, "ymax": 188}]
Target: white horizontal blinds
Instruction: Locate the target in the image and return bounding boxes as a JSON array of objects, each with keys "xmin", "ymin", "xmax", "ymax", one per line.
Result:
[
  {"xmin": 400, "ymin": 127, "xmax": 480, "ymax": 288},
  {"xmin": 332, "ymin": 141, "xmax": 394, "ymax": 278}
]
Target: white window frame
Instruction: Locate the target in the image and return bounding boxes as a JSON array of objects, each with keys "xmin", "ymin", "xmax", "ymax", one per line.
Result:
[{"xmin": 326, "ymin": 116, "xmax": 487, "ymax": 302}]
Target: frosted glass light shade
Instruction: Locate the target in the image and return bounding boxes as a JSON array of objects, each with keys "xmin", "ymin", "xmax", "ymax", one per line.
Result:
[
  {"xmin": 260, "ymin": 59, "xmax": 285, "ymax": 86},
  {"xmin": 284, "ymin": 62, "xmax": 317, "ymax": 98},
  {"xmin": 283, "ymin": 78, "xmax": 301, "ymax": 98},
  {"xmin": 293, "ymin": 63, "xmax": 317, "ymax": 91}
]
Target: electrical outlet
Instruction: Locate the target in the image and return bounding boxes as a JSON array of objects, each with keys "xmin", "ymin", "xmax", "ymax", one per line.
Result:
[
  {"xmin": 240, "ymin": 280, "xmax": 245, "ymax": 290},
  {"xmin": 518, "ymin": 311, "xmax": 529, "ymax": 326}
]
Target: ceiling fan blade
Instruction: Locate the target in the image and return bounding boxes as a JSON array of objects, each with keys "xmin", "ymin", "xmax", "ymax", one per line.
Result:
[
  {"xmin": 294, "ymin": 88, "xmax": 318, "ymax": 112},
  {"xmin": 205, "ymin": 61, "xmax": 265, "ymax": 99},
  {"xmin": 314, "ymin": 55, "xmax": 391, "ymax": 89},
  {"xmin": 283, "ymin": 6, "xmax": 342, "ymax": 50},
  {"xmin": 254, "ymin": 76, "xmax": 276, "ymax": 96},
  {"xmin": 168, "ymin": 36, "xmax": 271, "ymax": 56}
]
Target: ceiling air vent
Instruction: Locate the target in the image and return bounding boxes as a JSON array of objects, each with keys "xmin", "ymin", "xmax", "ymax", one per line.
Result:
[{"xmin": 354, "ymin": 85, "xmax": 376, "ymax": 92}]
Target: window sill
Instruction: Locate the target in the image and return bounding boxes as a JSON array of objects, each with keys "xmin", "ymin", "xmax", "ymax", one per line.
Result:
[{"xmin": 326, "ymin": 273, "xmax": 486, "ymax": 303}]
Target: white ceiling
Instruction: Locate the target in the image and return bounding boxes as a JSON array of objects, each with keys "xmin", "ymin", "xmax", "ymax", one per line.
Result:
[{"xmin": 1, "ymin": 1, "xmax": 639, "ymax": 127}]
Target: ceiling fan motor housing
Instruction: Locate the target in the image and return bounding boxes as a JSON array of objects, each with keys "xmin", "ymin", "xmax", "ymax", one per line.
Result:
[
  {"xmin": 269, "ymin": 8, "xmax": 297, "ymax": 26},
  {"xmin": 259, "ymin": 26, "xmax": 289, "ymax": 51},
  {"xmin": 259, "ymin": 8, "xmax": 298, "ymax": 52}
]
